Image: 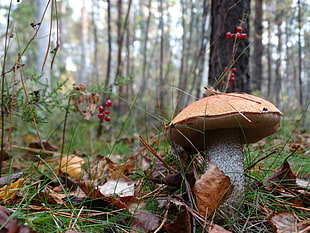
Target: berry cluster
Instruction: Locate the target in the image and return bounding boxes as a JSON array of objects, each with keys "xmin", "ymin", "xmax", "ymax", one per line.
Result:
[
  {"xmin": 225, "ymin": 27, "xmax": 247, "ymax": 40},
  {"xmin": 221, "ymin": 67, "xmax": 238, "ymax": 87},
  {"xmin": 224, "ymin": 67, "xmax": 237, "ymax": 83},
  {"xmin": 97, "ymin": 99, "xmax": 112, "ymax": 122}
]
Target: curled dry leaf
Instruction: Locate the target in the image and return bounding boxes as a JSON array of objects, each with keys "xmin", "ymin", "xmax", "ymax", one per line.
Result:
[
  {"xmin": 267, "ymin": 161, "xmax": 297, "ymax": 188},
  {"xmin": 85, "ymin": 92, "xmax": 99, "ymax": 120},
  {"xmin": 164, "ymin": 207, "xmax": 191, "ymax": 233},
  {"xmin": 72, "ymin": 83, "xmax": 86, "ymax": 114},
  {"xmin": 130, "ymin": 210, "xmax": 160, "ymax": 233},
  {"xmin": 71, "ymin": 83, "xmax": 99, "ymax": 120},
  {"xmin": 193, "ymin": 162, "xmax": 233, "ymax": 217},
  {"xmin": 0, "ymin": 178, "xmax": 24, "ymax": 202},
  {"xmin": 0, "ymin": 205, "xmax": 37, "ymax": 233},
  {"xmin": 268, "ymin": 210, "xmax": 309, "ymax": 233},
  {"xmin": 56, "ymin": 155, "xmax": 85, "ymax": 180}
]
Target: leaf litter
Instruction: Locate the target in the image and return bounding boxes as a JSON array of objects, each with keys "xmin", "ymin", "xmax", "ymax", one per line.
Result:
[{"xmin": 1, "ymin": 126, "xmax": 309, "ymax": 232}]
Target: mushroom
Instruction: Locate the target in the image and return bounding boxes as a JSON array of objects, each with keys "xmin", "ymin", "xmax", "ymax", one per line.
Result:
[{"xmin": 167, "ymin": 93, "xmax": 282, "ymax": 200}]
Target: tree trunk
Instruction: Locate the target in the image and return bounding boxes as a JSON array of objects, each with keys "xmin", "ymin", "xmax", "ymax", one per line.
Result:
[
  {"xmin": 138, "ymin": 0, "xmax": 152, "ymax": 102},
  {"xmin": 35, "ymin": 0, "xmax": 51, "ymax": 91},
  {"xmin": 297, "ymin": 0, "xmax": 303, "ymax": 107},
  {"xmin": 252, "ymin": 0, "xmax": 263, "ymax": 92},
  {"xmin": 105, "ymin": 0, "xmax": 112, "ymax": 89},
  {"xmin": 195, "ymin": 0, "xmax": 209, "ymax": 99},
  {"xmin": 266, "ymin": 19, "xmax": 272, "ymax": 98},
  {"xmin": 158, "ymin": 0, "xmax": 165, "ymax": 109},
  {"xmin": 274, "ymin": 14, "xmax": 283, "ymax": 106},
  {"xmin": 80, "ymin": 0, "xmax": 88, "ymax": 84},
  {"xmin": 208, "ymin": 0, "xmax": 251, "ymax": 93},
  {"xmin": 91, "ymin": 0, "xmax": 99, "ymax": 84}
]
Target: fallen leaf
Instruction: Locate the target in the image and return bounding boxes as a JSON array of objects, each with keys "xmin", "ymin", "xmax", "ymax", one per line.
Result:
[
  {"xmin": 152, "ymin": 172, "xmax": 195, "ymax": 191},
  {"xmin": 85, "ymin": 92, "xmax": 99, "ymax": 120},
  {"xmin": 267, "ymin": 161, "xmax": 297, "ymax": 188},
  {"xmin": 78, "ymin": 180, "xmax": 128, "ymax": 209},
  {"xmin": 268, "ymin": 210, "xmax": 309, "ymax": 233},
  {"xmin": 0, "ymin": 178, "xmax": 24, "ymax": 203},
  {"xmin": 209, "ymin": 224, "xmax": 232, "ymax": 233},
  {"xmin": 192, "ymin": 162, "xmax": 233, "ymax": 217},
  {"xmin": 99, "ymin": 178, "xmax": 135, "ymax": 197},
  {"xmin": 130, "ymin": 210, "xmax": 160, "ymax": 233},
  {"xmin": 164, "ymin": 207, "xmax": 191, "ymax": 233},
  {"xmin": 0, "ymin": 205, "xmax": 37, "ymax": 232}
]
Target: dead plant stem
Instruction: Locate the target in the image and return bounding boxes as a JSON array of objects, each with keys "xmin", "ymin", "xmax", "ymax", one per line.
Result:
[{"xmin": 0, "ymin": 0, "xmax": 13, "ymax": 177}]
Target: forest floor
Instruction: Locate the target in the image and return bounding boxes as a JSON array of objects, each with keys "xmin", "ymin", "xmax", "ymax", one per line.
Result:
[{"xmin": 0, "ymin": 99, "xmax": 309, "ymax": 233}]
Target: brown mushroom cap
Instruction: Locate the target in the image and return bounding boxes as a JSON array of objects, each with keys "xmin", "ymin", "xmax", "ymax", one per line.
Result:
[{"xmin": 167, "ymin": 93, "xmax": 282, "ymax": 148}]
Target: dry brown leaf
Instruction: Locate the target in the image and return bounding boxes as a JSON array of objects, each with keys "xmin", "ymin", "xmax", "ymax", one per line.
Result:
[
  {"xmin": 71, "ymin": 83, "xmax": 99, "ymax": 120},
  {"xmin": 85, "ymin": 92, "xmax": 99, "ymax": 120},
  {"xmin": 193, "ymin": 162, "xmax": 233, "ymax": 217},
  {"xmin": 0, "ymin": 178, "xmax": 24, "ymax": 202},
  {"xmin": 267, "ymin": 161, "xmax": 297, "ymax": 188},
  {"xmin": 164, "ymin": 207, "xmax": 191, "ymax": 233},
  {"xmin": 268, "ymin": 210, "xmax": 309, "ymax": 233},
  {"xmin": 209, "ymin": 224, "xmax": 232, "ymax": 233},
  {"xmin": 0, "ymin": 205, "xmax": 37, "ymax": 233},
  {"xmin": 72, "ymin": 83, "xmax": 86, "ymax": 114},
  {"xmin": 77, "ymin": 180, "xmax": 129, "ymax": 209},
  {"xmin": 130, "ymin": 210, "xmax": 160, "ymax": 233}
]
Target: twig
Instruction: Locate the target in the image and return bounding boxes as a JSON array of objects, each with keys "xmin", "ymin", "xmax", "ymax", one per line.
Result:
[
  {"xmin": 139, "ymin": 135, "xmax": 176, "ymax": 173},
  {"xmin": 246, "ymin": 150, "xmax": 276, "ymax": 171}
]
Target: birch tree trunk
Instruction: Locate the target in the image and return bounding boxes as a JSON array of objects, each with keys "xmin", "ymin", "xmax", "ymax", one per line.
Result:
[
  {"xmin": 35, "ymin": 0, "xmax": 51, "ymax": 91},
  {"xmin": 79, "ymin": 0, "xmax": 88, "ymax": 84}
]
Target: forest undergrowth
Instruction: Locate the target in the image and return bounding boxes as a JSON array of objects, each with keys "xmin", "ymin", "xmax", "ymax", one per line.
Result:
[
  {"xmin": 0, "ymin": 80, "xmax": 309, "ymax": 232},
  {"xmin": 0, "ymin": 3, "xmax": 309, "ymax": 232}
]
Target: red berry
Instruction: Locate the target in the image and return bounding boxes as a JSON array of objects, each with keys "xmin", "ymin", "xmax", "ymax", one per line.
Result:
[
  {"xmin": 104, "ymin": 110, "xmax": 110, "ymax": 115},
  {"xmin": 231, "ymin": 67, "xmax": 237, "ymax": 73},
  {"xmin": 240, "ymin": 33, "xmax": 247, "ymax": 39},
  {"xmin": 104, "ymin": 116, "xmax": 111, "ymax": 122},
  {"xmin": 98, "ymin": 113, "xmax": 105, "ymax": 119},
  {"xmin": 221, "ymin": 81, "xmax": 226, "ymax": 85},
  {"xmin": 105, "ymin": 100, "xmax": 112, "ymax": 107},
  {"xmin": 230, "ymin": 73, "xmax": 235, "ymax": 78},
  {"xmin": 236, "ymin": 32, "xmax": 241, "ymax": 38},
  {"xmin": 236, "ymin": 27, "xmax": 242, "ymax": 33},
  {"xmin": 229, "ymin": 77, "xmax": 236, "ymax": 82},
  {"xmin": 225, "ymin": 32, "xmax": 232, "ymax": 39},
  {"xmin": 98, "ymin": 106, "xmax": 104, "ymax": 113}
]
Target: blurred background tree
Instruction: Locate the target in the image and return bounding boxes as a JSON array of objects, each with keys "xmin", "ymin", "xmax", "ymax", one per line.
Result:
[{"xmin": 0, "ymin": 0, "xmax": 309, "ymax": 124}]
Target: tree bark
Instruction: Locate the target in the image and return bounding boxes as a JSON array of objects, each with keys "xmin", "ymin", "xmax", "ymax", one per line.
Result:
[
  {"xmin": 35, "ymin": 0, "xmax": 51, "ymax": 91},
  {"xmin": 138, "ymin": 0, "xmax": 152, "ymax": 101},
  {"xmin": 208, "ymin": 0, "xmax": 251, "ymax": 93},
  {"xmin": 91, "ymin": 0, "xmax": 99, "ymax": 83},
  {"xmin": 195, "ymin": 0, "xmax": 209, "ymax": 99},
  {"xmin": 252, "ymin": 0, "xmax": 263, "ymax": 92},
  {"xmin": 158, "ymin": 0, "xmax": 165, "ymax": 109},
  {"xmin": 266, "ymin": 19, "xmax": 272, "ymax": 98},
  {"xmin": 80, "ymin": 0, "xmax": 88, "ymax": 84}
]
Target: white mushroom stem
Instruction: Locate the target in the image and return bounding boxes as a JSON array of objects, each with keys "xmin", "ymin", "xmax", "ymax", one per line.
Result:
[{"xmin": 205, "ymin": 128, "xmax": 245, "ymax": 198}]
